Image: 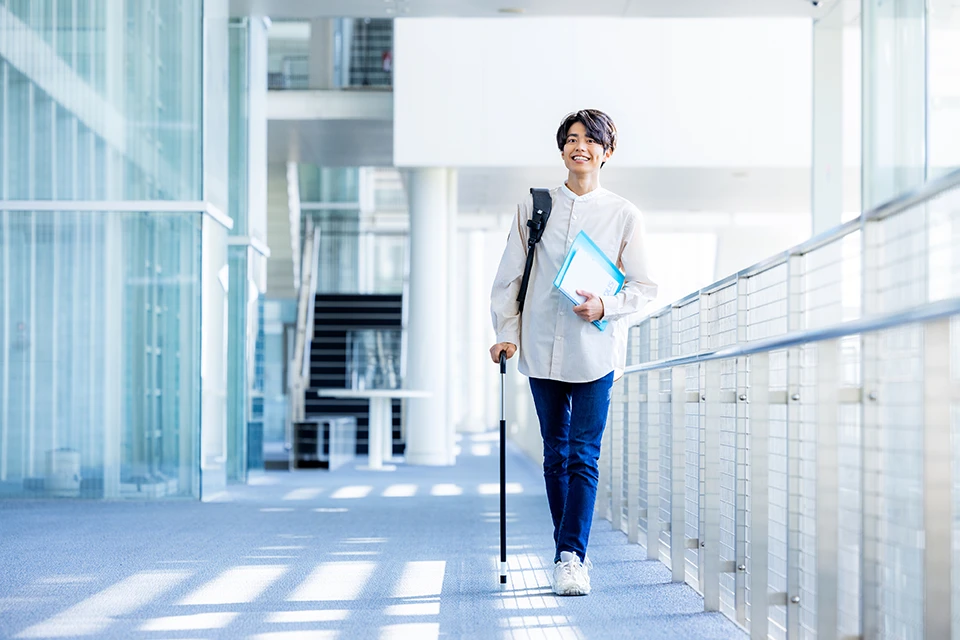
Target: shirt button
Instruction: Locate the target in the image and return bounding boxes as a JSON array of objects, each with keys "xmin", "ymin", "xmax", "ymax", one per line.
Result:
[{"xmin": 572, "ymin": 215, "xmax": 577, "ymax": 221}]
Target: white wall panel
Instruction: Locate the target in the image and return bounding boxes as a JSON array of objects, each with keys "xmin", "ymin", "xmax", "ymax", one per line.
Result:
[{"xmin": 395, "ymin": 18, "xmax": 812, "ymax": 168}]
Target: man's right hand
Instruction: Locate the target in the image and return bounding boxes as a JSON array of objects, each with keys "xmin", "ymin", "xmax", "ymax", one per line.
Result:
[{"xmin": 489, "ymin": 342, "xmax": 517, "ymax": 364}]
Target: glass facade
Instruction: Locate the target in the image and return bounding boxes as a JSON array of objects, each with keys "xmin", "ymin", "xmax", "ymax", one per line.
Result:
[
  {"xmin": 0, "ymin": 210, "xmax": 202, "ymax": 498},
  {"xmin": 0, "ymin": 0, "xmax": 261, "ymax": 499},
  {"xmin": 861, "ymin": 0, "xmax": 927, "ymax": 208},
  {"xmin": 814, "ymin": 0, "xmax": 959, "ymax": 218},
  {"xmin": 0, "ymin": 0, "xmax": 203, "ymax": 201}
]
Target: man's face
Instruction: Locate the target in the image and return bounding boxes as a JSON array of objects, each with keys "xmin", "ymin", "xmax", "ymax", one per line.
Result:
[{"xmin": 561, "ymin": 122, "xmax": 612, "ymax": 175}]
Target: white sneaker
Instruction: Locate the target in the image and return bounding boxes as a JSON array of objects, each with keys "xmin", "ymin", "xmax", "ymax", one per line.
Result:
[{"xmin": 552, "ymin": 551, "xmax": 591, "ymax": 596}]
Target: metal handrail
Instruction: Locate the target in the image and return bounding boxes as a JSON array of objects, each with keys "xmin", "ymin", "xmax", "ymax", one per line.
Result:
[
  {"xmin": 638, "ymin": 167, "xmax": 960, "ymax": 321},
  {"xmin": 623, "ymin": 297, "xmax": 960, "ymax": 375}
]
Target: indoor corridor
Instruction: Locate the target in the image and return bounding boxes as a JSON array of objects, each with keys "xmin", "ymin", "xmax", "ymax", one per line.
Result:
[{"xmin": 0, "ymin": 433, "xmax": 744, "ymax": 640}]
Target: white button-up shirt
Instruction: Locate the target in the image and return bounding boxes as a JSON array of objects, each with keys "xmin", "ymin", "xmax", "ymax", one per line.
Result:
[{"xmin": 490, "ymin": 184, "xmax": 658, "ymax": 383}]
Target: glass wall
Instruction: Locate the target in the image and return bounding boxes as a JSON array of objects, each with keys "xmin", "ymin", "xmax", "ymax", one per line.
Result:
[
  {"xmin": 816, "ymin": 0, "xmax": 959, "ymax": 216},
  {"xmin": 927, "ymin": 0, "xmax": 960, "ymax": 181},
  {"xmin": 0, "ymin": 0, "xmax": 245, "ymax": 499},
  {"xmin": 862, "ymin": 0, "xmax": 928, "ymax": 208},
  {"xmin": 0, "ymin": 0, "xmax": 203, "ymax": 201},
  {"xmin": 0, "ymin": 210, "xmax": 202, "ymax": 498}
]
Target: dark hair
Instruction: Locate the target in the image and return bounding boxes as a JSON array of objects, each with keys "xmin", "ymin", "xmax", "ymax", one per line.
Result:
[{"xmin": 555, "ymin": 109, "xmax": 618, "ymax": 156}]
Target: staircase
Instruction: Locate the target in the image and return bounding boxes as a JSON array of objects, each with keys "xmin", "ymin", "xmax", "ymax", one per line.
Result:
[{"xmin": 304, "ymin": 294, "xmax": 404, "ymax": 456}]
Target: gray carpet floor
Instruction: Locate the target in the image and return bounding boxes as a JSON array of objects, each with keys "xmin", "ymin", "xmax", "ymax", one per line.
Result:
[{"xmin": 0, "ymin": 434, "xmax": 746, "ymax": 640}]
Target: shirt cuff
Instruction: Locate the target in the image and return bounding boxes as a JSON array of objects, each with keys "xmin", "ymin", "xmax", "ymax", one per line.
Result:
[
  {"xmin": 599, "ymin": 295, "xmax": 619, "ymax": 320},
  {"xmin": 496, "ymin": 330, "xmax": 520, "ymax": 347}
]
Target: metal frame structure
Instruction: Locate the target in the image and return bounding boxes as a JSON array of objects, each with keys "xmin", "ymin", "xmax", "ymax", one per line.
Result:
[{"xmin": 604, "ymin": 168, "xmax": 960, "ymax": 639}]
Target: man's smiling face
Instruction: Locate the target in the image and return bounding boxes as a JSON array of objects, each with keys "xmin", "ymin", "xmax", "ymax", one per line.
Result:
[{"xmin": 561, "ymin": 122, "xmax": 612, "ymax": 175}]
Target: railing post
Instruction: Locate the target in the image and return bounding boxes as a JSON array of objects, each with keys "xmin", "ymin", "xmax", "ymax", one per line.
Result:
[
  {"xmin": 671, "ymin": 363, "xmax": 687, "ymax": 582},
  {"xmin": 749, "ymin": 352, "xmax": 771, "ymax": 640},
  {"xmin": 610, "ymin": 376, "xmax": 624, "ymax": 532},
  {"xmin": 703, "ymin": 358, "xmax": 722, "ymax": 611},
  {"xmin": 735, "ymin": 280, "xmax": 749, "ymax": 627},
  {"xmin": 786, "ymin": 252, "xmax": 803, "ymax": 639},
  {"xmin": 626, "ymin": 329, "xmax": 641, "ymax": 544},
  {"xmin": 860, "ymin": 217, "xmax": 881, "ymax": 640},
  {"xmin": 647, "ymin": 363, "xmax": 661, "ymax": 560},
  {"xmin": 923, "ymin": 318, "xmax": 953, "ymax": 639},
  {"xmin": 816, "ymin": 339, "xmax": 840, "ymax": 639}
]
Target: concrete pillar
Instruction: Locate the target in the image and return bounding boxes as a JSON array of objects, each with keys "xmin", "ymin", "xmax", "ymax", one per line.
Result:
[
  {"xmin": 403, "ymin": 168, "xmax": 450, "ymax": 466},
  {"xmin": 812, "ymin": 7, "xmax": 844, "ymax": 236},
  {"xmin": 308, "ymin": 19, "xmax": 335, "ymax": 90}
]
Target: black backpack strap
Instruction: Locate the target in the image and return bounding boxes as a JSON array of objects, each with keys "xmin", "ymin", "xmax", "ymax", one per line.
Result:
[{"xmin": 516, "ymin": 188, "xmax": 553, "ymax": 314}]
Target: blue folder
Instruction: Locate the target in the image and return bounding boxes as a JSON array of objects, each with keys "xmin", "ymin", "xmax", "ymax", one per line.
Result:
[{"xmin": 553, "ymin": 231, "xmax": 625, "ymax": 331}]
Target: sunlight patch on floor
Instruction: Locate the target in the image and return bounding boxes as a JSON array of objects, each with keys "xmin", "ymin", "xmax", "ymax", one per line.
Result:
[
  {"xmin": 384, "ymin": 602, "xmax": 441, "ymax": 616},
  {"xmin": 139, "ymin": 612, "xmax": 238, "ymax": 631},
  {"xmin": 430, "ymin": 484, "xmax": 462, "ymax": 496},
  {"xmin": 288, "ymin": 562, "xmax": 376, "ymax": 602},
  {"xmin": 391, "ymin": 561, "xmax": 445, "ymax": 599},
  {"xmin": 495, "ymin": 595, "xmax": 560, "ymax": 610},
  {"xmin": 247, "ymin": 475, "xmax": 281, "ymax": 486},
  {"xmin": 282, "ymin": 488, "xmax": 324, "ymax": 501},
  {"xmin": 266, "ymin": 610, "xmax": 350, "ymax": 623},
  {"xmin": 178, "ymin": 566, "xmax": 287, "ymax": 606},
  {"xmin": 382, "ymin": 484, "xmax": 418, "ymax": 498},
  {"xmin": 379, "ymin": 623, "xmax": 439, "ymax": 640},
  {"xmin": 470, "ymin": 443, "xmax": 493, "ymax": 456},
  {"xmin": 16, "ymin": 570, "xmax": 191, "ymax": 638},
  {"xmin": 330, "ymin": 486, "xmax": 373, "ymax": 499}
]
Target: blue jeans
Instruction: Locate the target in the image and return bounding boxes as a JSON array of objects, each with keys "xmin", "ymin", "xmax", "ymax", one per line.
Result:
[{"xmin": 529, "ymin": 371, "xmax": 614, "ymax": 564}]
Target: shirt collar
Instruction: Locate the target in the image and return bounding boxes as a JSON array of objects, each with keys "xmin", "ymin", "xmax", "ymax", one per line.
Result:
[{"xmin": 560, "ymin": 182, "xmax": 605, "ymax": 203}]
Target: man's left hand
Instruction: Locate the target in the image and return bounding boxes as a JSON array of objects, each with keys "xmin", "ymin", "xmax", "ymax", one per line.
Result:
[{"xmin": 573, "ymin": 290, "xmax": 604, "ymax": 323}]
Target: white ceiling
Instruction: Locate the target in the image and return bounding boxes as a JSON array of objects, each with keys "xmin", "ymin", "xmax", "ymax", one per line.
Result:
[{"xmin": 234, "ymin": 0, "xmax": 838, "ymax": 19}]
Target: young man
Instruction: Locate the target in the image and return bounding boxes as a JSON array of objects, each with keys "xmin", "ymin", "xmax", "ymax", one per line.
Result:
[{"xmin": 489, "ymin": 109, "xmax": 657, "ymax": 596}]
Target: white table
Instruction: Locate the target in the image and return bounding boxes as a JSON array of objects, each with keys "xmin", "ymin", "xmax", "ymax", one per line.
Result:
[{"xmin": 315, "ymin": 388, "xmax": 431, "ymax": 470}]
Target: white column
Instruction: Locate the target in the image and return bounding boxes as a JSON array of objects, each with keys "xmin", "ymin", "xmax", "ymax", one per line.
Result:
[
  {"xmin": 308, "ymin": 19, "xmax": 336, "ymax": 90},
  {"xmin": 445, "ymin": 169, "xmax": 458, "ymax": 464},
  {"xmin": 812, "ymin": 8, "xmax": 844, "ymax": 236},
  {"xmin": 403, "ymin": 168, "xmax": 449, "ymax": 466}
]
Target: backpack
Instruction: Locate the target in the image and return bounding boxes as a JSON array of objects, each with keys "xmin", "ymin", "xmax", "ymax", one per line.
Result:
[{"xmin": 516, "ymin": 188, "xmax": 552, "ymax": 314}]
